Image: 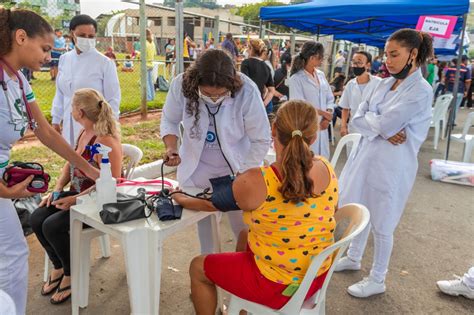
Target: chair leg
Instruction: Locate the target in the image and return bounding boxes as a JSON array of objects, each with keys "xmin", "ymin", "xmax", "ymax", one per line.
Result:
[
  {"xmin": 462, "ymin": 142, "xmax": 473, "ymax": 163},
  {"xmin": 99, "ymin": 234, "xmax": 111, "ymax": 258},
  {"xmin": 434, "ymin": 124, "xmax": 440, "ymax": 150},
  {"xmin": 441, "ymin": 119, "xmax": 447, "ymax": 140},
  {"xmin": 43, "ymin": 251, "xmax": 49, "ymax": 282}
]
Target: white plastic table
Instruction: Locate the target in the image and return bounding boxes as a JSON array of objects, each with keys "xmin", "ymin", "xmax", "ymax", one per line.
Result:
[{"xmin": 70, "ymin": 183, "xmax": 221, "ymax": 315}]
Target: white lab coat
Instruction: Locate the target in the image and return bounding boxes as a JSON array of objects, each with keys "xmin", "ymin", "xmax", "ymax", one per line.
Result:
[
  {"xmin": 338, "ymin": 69, "xmax": 432, "ymax": 234},
  {"xmin": 288, "ymin": 69, "xmax": 335, "ymax": 158},
  {"xmin": 339, "ymin": 74, "xmax": 381, "ymax": 133},
  {"xmin": 51, "ymin": 49, "xmax": 121, "ymax": 146},
  {"xmin": 160, "ymin": 73, "xmax": 272, "ymax": 186}
]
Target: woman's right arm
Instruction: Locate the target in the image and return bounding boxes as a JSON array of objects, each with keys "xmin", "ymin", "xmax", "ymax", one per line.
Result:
[
  {"xmin": 160, "ymin": 76, "xmax": 185, "ymax": 166},
  {"xmin": 54, "ymin": 163, "xmax": 71, "ymax": 191}
]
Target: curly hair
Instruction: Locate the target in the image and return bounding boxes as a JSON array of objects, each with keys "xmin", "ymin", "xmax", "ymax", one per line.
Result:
[{"xmin": 181, "ymin": 49, "xmax": 243, "ymax": 139}]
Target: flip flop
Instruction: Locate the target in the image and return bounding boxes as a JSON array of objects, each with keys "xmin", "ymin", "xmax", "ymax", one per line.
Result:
[
  {"xmin": 50, "ymin": 285, "xmax": 71, "ymax": 305},
  {"xmin": 41, "ymin": 274, "xmax": 63, "ymax": 296}
]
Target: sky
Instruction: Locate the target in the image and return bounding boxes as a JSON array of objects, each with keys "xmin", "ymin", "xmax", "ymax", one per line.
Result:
[{"xmin": 81, "ymin": 0, "xmax": 291, "ymax": 18}]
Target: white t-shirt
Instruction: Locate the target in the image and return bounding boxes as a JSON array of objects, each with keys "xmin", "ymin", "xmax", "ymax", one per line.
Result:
[
  {"xmin": 0, "ymin": 69, "xmax": 35, "ymax": 175},
  {"xmin": 188, "ymin": 104, "xmax": 233, "ymax": 189}
]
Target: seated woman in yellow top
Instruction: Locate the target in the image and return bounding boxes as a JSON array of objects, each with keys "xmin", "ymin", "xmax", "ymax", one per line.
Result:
[{"xmin": 171, "ymin": 100, "xmax": 338, "ymax": 314}]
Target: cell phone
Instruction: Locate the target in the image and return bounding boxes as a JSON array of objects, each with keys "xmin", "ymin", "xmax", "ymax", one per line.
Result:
[{"xmin": 52, "ymin": 191, "xmax": 61, "ymax": 201}]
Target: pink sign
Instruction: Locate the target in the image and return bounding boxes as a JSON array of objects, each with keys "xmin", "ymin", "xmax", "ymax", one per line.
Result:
[{"xmin": 416, "ymin": 15, "xmax": 458, "ymax": 39}]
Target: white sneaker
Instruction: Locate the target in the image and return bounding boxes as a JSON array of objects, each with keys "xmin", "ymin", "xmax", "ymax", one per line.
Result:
[
  {"xmin": 347, "ymin": 277, "xmax": 386, "ymax": 298},
  {"xmin": 437, "ymin": 275, "xmax": 474, "ymax": 300},
  {"xmin": 334, "ymin": 256, "xmax": 361, "ymax": 272}
]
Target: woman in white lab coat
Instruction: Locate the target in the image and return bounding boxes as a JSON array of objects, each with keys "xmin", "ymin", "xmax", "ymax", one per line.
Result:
[
  {"xmin": 338, "ymin": 51, "xmax": 381, "ymax": 136},
  {"xmin": 160, "ymin": 49, "xmax": 271, "ymax": 254},
  {"xmin": 334, "ymin": 29, "xmax": 434, "ymax": 298},
  {"xmin": 0, "ymin": 8, "xmax": 99, "ymax": 314},
  {"xmin": 288, "ymin": 41, "xmax": 334, "ymax": 159},
  {"xmin": 51, "ymin": 14, "xmax": 120, "ymax": 146}
]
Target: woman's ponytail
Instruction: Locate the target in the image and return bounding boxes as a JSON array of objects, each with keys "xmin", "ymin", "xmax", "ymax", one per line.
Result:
[
  {"xmin": 95, "ymin": 99, "xmax": 119, "ymax": 137},
  {"xmin": 275, "ymin": 100, "xmax": 319, "ymax": 203},
  {"xmin": 290, "ymin": 54, "xmax": 305, "ymax": 76},
  {"xmin": 0, "ymin": 8, "xmax": 12, "ymax": 56}
]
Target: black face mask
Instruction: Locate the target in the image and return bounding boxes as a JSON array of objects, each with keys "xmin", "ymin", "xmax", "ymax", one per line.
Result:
[
  {"xmin": 352, "ymin": 66, "xmax": 366, "ymax": 76},
  {"xmin": 391, "ymin": 49, "xmax": 414, "ymax": 80}
]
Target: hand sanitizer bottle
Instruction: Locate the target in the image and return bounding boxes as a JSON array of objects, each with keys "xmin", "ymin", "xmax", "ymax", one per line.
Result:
[{"xmin": 94, "ymin": 143, "xmax": 117, "ymax": 211}]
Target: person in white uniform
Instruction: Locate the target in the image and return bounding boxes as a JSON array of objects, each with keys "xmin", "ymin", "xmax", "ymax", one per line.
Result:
[
  {"xmin": 51, "ymin": 14, "xmax": 120, "ymax": 146},
  {"xmin": 339, "ymin": 51, "xmax": 381, "ymax": 137},
  {"xmin": 0, "ymin": 8, "xmax": 99, "ymax": 314},
  {"xmin": 334, "ymin": 29, "xmax": 434, "ymax": 298},
  {"xmin": 437, "ymin": 267, "xmax": 474, "ymax": 300},
  {"xmin": 160, "ymin": 49, "xmax": 271, "ymax": 254},
  {"xmin": 288, "ymin": 41, "xmax": 334, "ymax": 159}
]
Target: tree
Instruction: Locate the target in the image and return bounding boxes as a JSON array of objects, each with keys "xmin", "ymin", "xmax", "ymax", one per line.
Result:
[{"xmin": 233, "ymin": 0, "xmax": 290, "ymax": 33}]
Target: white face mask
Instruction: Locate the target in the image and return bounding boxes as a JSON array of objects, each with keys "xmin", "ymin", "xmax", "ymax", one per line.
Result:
[
  {"xmin": 198, "ymin": 88, "xmax": 230, "ymax": 106},
  {"xmin": 75, "ymin": 36, "xmax": 96, "ymax": 53}
]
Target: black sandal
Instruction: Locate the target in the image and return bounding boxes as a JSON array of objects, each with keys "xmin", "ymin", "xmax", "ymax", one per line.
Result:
[
  {"xmin": 50, "ymin": 285, "xmax": 71, "ymax": 305},
  {"xmin": 41, "ymin": 275, "xmax": 63, "ymax": 296}
]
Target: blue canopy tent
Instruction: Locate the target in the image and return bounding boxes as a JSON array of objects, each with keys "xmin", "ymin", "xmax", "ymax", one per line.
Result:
[
  {"xmin": 260, "ymin": 0, "xmax": 468, "ymax": 42},
  {"xmin": 260, "ymin": 0, "xmax": 471, "ymax": 160}
]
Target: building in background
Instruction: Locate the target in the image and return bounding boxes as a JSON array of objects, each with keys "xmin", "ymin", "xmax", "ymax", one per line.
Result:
[{"xmin": 103, "ymin": 4, "xmax": 244, "ymax": 54}]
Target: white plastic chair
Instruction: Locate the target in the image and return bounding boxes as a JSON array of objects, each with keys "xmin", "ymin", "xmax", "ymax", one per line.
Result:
[
  {"xmin": 330, "ymin": 133, "xmax": 362, "ymax": 169},
  {"xmin": 430, "ymin": 94, "xmax": 453, "ymax": 150},
  {"xmin": 450, "ymin": 112, "xmax": 474, "ymax": 163},
  {"xmin": 227, "ymin": 203, "xmax": 370, "ymax": 315},
  {"xmin": 43, "ymin": 144, "xmax": 144, "ymax": 282},
  {"xmin": 122, "ymin": 144, "xmax": 144, "ymax": 179}
]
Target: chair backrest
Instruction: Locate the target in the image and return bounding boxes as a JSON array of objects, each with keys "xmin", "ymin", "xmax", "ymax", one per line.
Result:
[
  {"xmin": 122, "ymin": 144, "xmax": 144, "ymax": 179},
  {"xmin": 461, "ymin": 112, "xmax": 474, "ymax": 138},
  {"xmin": 278, "ymin": 203, "xmax": 370, "ymax": 315},
  {"xmin": 432, "ymin": 94, "xmax": 453, "ymax": 122},
  {"xmin": 330, "ymin": 133, "xmax": 362, "ymax": 168}
]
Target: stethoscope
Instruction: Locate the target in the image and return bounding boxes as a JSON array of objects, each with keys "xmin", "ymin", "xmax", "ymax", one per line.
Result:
[
  {"xmin": 0, "ymin": 59, "xmax": 37, "ymax": 132},
  {"xmin": 203, "ymin": 101, "xmax": 235, "ymax": 176}
]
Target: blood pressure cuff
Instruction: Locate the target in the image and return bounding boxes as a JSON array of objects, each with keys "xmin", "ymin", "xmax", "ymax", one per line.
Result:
[{"xmin": 209, "ymin": 175, "xmax": 240, "ymax": 212}]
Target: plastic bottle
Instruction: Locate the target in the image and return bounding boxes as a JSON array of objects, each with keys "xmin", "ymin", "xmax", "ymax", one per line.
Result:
[{"xmin": 93, "ymin": 143, "xmax": 117, "ymax": 211}]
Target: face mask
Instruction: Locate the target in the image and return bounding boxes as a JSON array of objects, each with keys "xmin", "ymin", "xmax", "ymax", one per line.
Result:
[
  {"xmin": 198, "ymin": 88, "xmax": 230, "ymax": 106},
  {"xmin": 75, "ymin": 36, "xmax": 96, "ymax": 53},
  {"xmin": 352, "ymin": 66, "xmax": 366, "ymax": 76},
  {"xmin": 390, "ymin": 49, "xmax": 414, "ymax": 80}
]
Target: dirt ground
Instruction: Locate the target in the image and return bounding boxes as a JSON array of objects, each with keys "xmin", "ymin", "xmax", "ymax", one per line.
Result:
[{"xmin": 25, "ymin": 109, "xmax": 474, "ymax": 315}]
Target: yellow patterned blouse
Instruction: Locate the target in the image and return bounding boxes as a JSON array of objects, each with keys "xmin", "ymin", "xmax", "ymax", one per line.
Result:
[{"xmin": 243, "ymin": 157, "xmax": 338, "ymax": 285}]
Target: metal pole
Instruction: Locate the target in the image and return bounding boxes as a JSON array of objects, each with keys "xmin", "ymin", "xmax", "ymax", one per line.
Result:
[
  {"xmin": 139, "ymin": 0, "xmax": 147, "ymax": 119},
  {"xmin": 445, "ymin": 13, "xmax": 468, "ymax": 160},
  {"xmin": 329, "ymin": 38, "xmax": 337, "ymax": 79},
  {"xmin": 175, "ymin": 0, "xmax": 184, "ymax": 74},
  {"xmin": 290, "ymin": 32, "xmax": 296, "ymax": 56},
  {"xmin": 214, "ymin": 15, "xmax": 220, "ymax": 46},
  {"xmin": 344, "ymin": 42, "xmax": 353, "ymax": 79}
]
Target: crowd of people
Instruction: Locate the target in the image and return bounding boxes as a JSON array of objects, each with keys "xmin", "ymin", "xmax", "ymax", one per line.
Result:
[{"xmin": 0, "ymin": 6, "xmax": 473, "ymax": 315}]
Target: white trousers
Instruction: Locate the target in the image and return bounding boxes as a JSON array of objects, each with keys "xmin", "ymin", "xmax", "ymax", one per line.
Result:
[
  {"xmin": 198, "ymin": 211, "xmax": 246, "ymax": 254},
  {"xmin": 0, "ymin": 198, "xmax": 29, "ymax": 315},
  {"xmin": 463, "ymin": 267, "xmax": 474, "ymax": 289},
  {"xmin": 346, "ymin": 223, "xmax": 394, "ymax": 283}
]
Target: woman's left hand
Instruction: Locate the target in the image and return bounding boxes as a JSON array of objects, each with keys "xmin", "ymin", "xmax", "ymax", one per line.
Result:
[{"xmin": 51, "ymin": 195, "xmax": 77, "ymax": 211}]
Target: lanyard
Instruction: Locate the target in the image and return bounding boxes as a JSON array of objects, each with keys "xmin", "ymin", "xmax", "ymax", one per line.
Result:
[{"xmin": 0, "ymin": 59, "xmax": 37, "ymax": 130}]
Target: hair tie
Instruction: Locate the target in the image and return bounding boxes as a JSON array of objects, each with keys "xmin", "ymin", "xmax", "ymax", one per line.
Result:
[
  {"xmin": 292, "ymin": 130, "xmax": 302, "ymax": 138},
  {"xmin": 98, "ymin": 100, "xmax": 103, "ymax": 108}
]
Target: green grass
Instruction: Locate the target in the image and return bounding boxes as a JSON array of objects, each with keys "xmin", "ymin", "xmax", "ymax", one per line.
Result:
[
  {"xmin": 32, "ymin": 59, "xmax": 168, "ymax": 121},
  {"xmin": 11, "ymin": 117, "xmax": 166, "ymax": 190}
]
